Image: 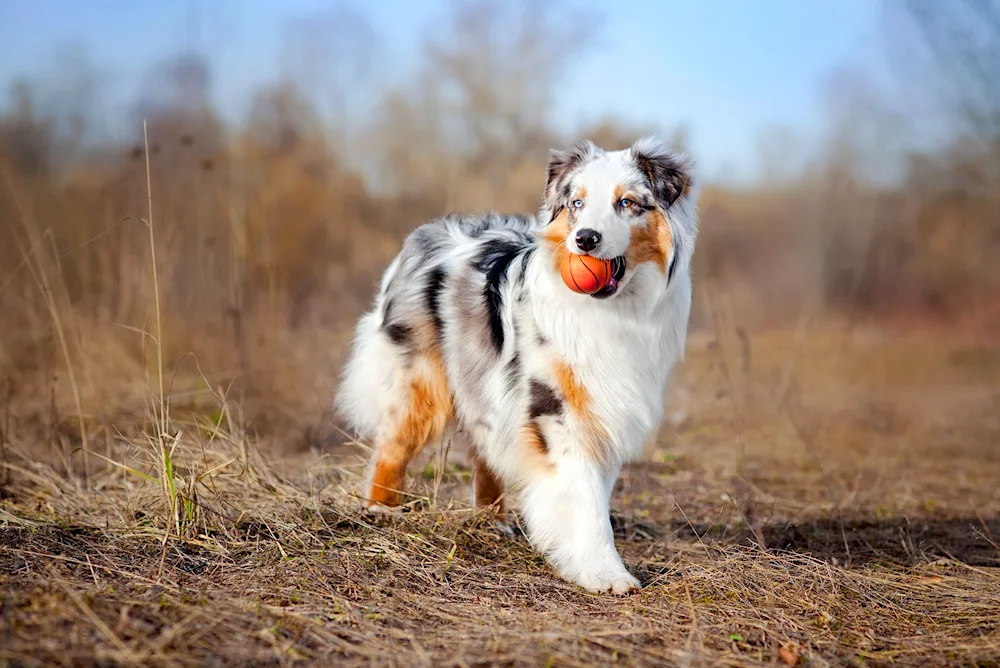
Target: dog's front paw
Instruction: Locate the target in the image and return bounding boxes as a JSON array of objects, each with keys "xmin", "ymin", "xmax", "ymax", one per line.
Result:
[
  {"xmin": 570, "ymin": 568, "xmax": 641, "ymax": 595},
  {"xmin": 362, "ymin": 501, "xmax": 403, "ymax": 517}
]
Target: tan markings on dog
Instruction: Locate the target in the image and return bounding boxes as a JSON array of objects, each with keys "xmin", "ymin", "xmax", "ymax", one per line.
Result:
[
  {"xmin": 526, "ymin": 420, "xmax": 549, "ymax": 455},
  {"xmin": 626, "ymin": 208, "xmax": 673, "ymax": 273},
  {"xmin": 575, "ymin": 186, "xmax": 587, "ymax": 201},
  {"xmin": 613, "ymin": 184, "xmax": 628, "ymax": 202},
  {"xmin": 470, "ymin": 449, "xmax": 506, "ymax": 517},
  {"xmin": 520, "ymin": 420, "xmax": 555, "ymax": 474},
  {"xmin": 540, "ymin": 208, "xmax": 571, "ymax": 273},
  {"xmin": 367, "ymin": 347, "xmax": 453, "ymax": 507},
  {"xmin": 553, "ymin": 360, "xmax": 610, "ymax": 464},
  {"xmin": 368, "ymin": 458, "xmax": 406, "ymax": 507},
  {"xmin": 413, "ymin": 321, "xmax": 435, "ymax": 351},
  {"xmin": 554, "ymin": 360, "xmax": 588, "ymax": 415}
]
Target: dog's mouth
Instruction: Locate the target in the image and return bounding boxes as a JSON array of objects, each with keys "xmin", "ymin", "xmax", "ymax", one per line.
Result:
[{"xmin": 592, "ymin": 257, "xmax": 627, "ymax": 299}]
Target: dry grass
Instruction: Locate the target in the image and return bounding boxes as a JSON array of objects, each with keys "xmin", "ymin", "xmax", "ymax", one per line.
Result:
[{"xmin": 2, "ymin": 325, "xmax": 998, "ymax": 667}]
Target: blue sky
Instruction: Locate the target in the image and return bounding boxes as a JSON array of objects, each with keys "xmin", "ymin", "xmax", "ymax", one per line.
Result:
[{"xmin": 0, "ymin": 0, "xmax": 888, "ymax": 183}]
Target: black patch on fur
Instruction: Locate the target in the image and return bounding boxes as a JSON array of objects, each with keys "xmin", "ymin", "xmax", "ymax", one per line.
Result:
[
  {"xmin": 384, "ymin": 322, "xmax": 412, "ymax": 347},
  {"xmin": 519, "ymin": 246, "xmax": 534, "ymax": 278},
  {"xmin": 633, "ymin": 148, "xmax": 690, "ymax": 210},
  {"xmin": 668, "ymin": 239, "xmax": 680, "ymax": 283},
  {"xmin": 512, "ymin": 246, "xmax": 535, "ymax": 303},
  {"xmin": 502, "ymin": 314, "xmax": 522, "ymax": 393},
  {"xmin": 528, "ymin": 379, "xmax": 562, "ymax": 418},
  {"xmin": 381, "ymin": 298, "xmax": 413, "ymax": 347},
  {"xmin": 504, "ymin": 350, "xmax": 521, "ymax": 393},
  {"xmin": 425, "ymin": 266, "xmax": 447, "ymax": 341},
  {"xmin": 545, "ymin": 140, "xmax": 595, "ymax": 207},
  {"xmin": 474, "ymin": 239, "xmax": 527, "ymax": 353}
]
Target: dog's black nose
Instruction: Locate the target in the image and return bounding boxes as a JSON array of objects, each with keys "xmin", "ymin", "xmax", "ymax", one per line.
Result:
[{"xmin": 575, "ymin": 229, "xmax": 601, "ymax": 252}]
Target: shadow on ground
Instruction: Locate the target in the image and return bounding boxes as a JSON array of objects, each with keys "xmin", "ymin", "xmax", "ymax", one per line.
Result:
[{"xmin": 662, "ymin": 514, "xmax": 1000, "ymax": 567}]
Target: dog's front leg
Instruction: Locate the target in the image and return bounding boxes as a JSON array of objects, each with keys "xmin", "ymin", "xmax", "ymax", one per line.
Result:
[{"xmin": 520, "ymin": 456, "xmax": 639, "ymax": 594}]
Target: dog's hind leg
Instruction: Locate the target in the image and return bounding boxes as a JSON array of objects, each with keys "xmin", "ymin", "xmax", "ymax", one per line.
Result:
[
  {"xmin": 364, "ymin": 349, "xmax": 452, "ymax": 510},
  {"xmin": 469, "ymin": 447, "xmax": 513, "ymax": 533}
]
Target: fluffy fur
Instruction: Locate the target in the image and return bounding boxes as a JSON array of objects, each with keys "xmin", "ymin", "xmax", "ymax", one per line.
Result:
[{"xmin": 336, "ymin": 137, "xmax": 698, "ymax": 593}]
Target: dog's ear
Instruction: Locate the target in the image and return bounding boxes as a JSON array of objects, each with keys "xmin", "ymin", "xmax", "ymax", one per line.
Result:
[
  {"xmin": 544, "ymin": 140, "xmax": 597, "ymax": 210},
  {"xmin": 630, "ymin": 137, "xmax": 692, "ymax": 210}
]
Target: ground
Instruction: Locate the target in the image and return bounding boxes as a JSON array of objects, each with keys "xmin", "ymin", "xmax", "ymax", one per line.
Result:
[{"xmin": 1, "ymin": 325, "xmax": 999, "ymax": 667}]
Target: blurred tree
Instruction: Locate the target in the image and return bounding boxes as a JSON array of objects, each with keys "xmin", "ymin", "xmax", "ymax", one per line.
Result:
[
  {"xmin": 36, "ymin": 43, "xmax": 104, "ymax": 154},
  {"xmin": 891, "ymin": 0, "xmax": 1000, "ymax": 143},
  {"xmin": 369, "ymin": 0, "xmax": 598, "ymax": 208},
  {"xmin": 131, "ymin": 52, "xmax": 223, "ymax": 158},
  {"xmin": 888, "ymin": 0, "xmax": 1000, "ymax": 308},
  {"xmin": 756, "ymin": 124, "xmax": 802, "ymax": 186},
  {"xmin": 0, "ymin": 80, "xmax": 54, "ymax": 177},
  {"xmin": 0, "ymin": 44, "xmax": 107, "ymax": 173},
  {"xmin": 246, "ymin": 82, "xmax": 325, "ymax": 157},
  {"xmin": 280, "ymin": 5, "xmax": 380, "ymax": 157},
  {"xmin": 138, "ymin": 52, "xmax": 212, "ymax": 113}
]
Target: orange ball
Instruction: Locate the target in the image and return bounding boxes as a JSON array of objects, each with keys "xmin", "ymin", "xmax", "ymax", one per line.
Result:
[{"xmin": 561, "ymin": 253, "xmax": 612, "ymax": 294}]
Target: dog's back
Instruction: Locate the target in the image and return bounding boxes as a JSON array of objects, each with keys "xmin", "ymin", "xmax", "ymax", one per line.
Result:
[{"xmin": 335, "ymin": 212, "xmax": 537, "ymax": 471}]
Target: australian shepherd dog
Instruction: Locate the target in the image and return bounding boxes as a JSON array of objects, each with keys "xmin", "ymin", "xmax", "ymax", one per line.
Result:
[{"xmin": 336, "ymin": 137, "xmax": 698, "ymax": 593}]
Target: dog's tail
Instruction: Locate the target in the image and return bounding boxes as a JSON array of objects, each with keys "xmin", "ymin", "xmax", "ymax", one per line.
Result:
[{"xmin": 334, "ymin": 255, "xmax": 406, "ymax": 440}]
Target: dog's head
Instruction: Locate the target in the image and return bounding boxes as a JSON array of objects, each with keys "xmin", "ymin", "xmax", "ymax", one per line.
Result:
[{"xmin": 537, "ymin": 137, "xmax": 696, "ymax": 301}]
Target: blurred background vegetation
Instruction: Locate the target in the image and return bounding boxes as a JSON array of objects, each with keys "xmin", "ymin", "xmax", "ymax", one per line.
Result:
[{"xmin": 0, "ymin": 0, "xmax": 997, "ymax": 456}]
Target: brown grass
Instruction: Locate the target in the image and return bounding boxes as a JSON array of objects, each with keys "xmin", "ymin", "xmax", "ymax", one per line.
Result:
[{"xmin": 2, "ymin": 326, "xmax": 998, "ymax": 667}]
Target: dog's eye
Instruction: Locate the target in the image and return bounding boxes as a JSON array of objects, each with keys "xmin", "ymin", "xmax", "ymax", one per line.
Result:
[
  {"xmin": 572, "ymin": 199, "xmax": 584, "ymax": 209},
  {"xmin": 619, "ymin": 198, "xmax": 633, "ymax": 209}
]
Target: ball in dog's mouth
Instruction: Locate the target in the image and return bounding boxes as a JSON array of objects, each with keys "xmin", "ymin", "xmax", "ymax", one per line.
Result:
[{"xmin": 591, "ymin": 257, "xmax": 626, "ymax": 299}]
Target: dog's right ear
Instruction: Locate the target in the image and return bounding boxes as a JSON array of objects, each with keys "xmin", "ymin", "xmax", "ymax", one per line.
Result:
[{"xmin": 544, "ymin": 140, "xmax": 597, "ymax": 211}]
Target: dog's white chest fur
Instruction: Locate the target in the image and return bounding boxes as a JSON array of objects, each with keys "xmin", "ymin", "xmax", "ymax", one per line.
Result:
[{"xmin": 526, "ymin": 261, "xmax": 691, "ymax": 464}]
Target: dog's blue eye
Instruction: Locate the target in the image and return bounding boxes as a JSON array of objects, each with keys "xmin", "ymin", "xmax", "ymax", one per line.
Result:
[
  {"xmin": 572, "ymin": 199, "xmax": 583, "ymax": 209},
  {"xmin": 619, "ymin": 198, "xmax": 633, "ymax": 209}
]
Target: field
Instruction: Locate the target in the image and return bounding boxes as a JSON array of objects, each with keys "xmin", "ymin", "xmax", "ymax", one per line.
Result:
[
  {"xmin": 2, "ymin": 316, "xmax": 998, "ymax": 667},
  {"xmin": 2, "ymin": 4, "xmax": 999, "ymax": 659},
  {"xmin": 2, "ymin": 0, "xmax": 999, "ymax": 662}
]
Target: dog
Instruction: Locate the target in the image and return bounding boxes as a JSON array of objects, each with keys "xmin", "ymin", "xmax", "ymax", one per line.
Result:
[{"xmin": 336, "ymin": 137, "xmax": 698, "ymax": 593}]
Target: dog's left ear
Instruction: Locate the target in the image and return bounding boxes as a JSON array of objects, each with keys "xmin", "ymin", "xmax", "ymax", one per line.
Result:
[{"xmin": 630, "ymin": 137, "xmax": 692, "ymax": 210}]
